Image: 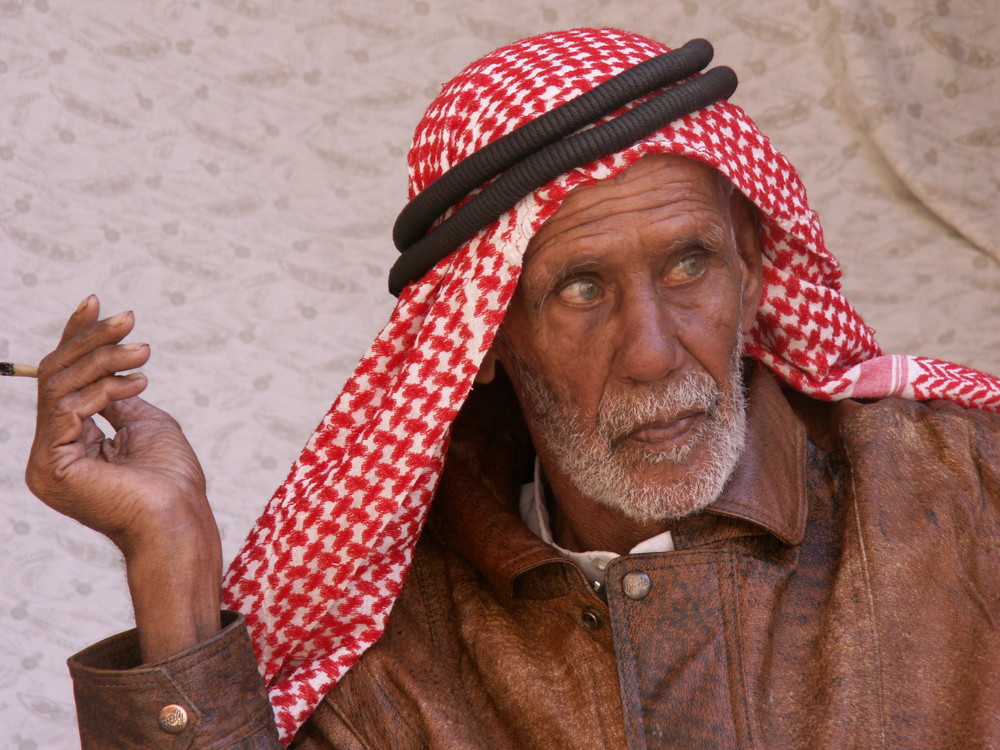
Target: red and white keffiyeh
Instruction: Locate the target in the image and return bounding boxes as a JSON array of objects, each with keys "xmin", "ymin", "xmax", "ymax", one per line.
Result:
[{"xmin": 223, "ymin": 28, "xmax": 1000, "ymax": 743}]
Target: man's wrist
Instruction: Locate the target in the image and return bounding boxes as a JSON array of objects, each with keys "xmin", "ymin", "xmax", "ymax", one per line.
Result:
[{"xmin": 122, "ymin": 515, "xmax": 223, "ymax": 663}]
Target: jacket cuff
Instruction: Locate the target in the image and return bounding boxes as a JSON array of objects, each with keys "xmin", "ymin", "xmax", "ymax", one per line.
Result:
[{"xmin": 68, "ymin": 610, "xmax": 281, "ymax": 749}]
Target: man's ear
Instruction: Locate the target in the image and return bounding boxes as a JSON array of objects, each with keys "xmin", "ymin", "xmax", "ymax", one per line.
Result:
[
  {"xmin": 475, "ymin": 350, "xmax": 498, "ymax": 384},
  {"xmin": 733, "ymin": 194, "xmax": 764, "ymax": 335}
]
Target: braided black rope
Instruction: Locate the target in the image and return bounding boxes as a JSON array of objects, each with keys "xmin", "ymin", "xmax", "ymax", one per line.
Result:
[
  {"xmin": 389, "ymin": 59, "xmax": 737, "ymax": 296},
  {"xmin": 392, "ymin": 38, "xmax": 714, "ymax": 252}
]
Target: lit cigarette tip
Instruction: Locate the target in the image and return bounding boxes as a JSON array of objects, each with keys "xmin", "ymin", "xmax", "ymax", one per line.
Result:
[{"xmin": 0, "ymin": 362, "xmax": 39, "ymax": 378}]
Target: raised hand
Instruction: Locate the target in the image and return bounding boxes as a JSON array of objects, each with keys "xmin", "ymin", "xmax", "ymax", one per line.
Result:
[{"xmin": 25, "ymin": 296, "xmax": 222, "ymax": 662}]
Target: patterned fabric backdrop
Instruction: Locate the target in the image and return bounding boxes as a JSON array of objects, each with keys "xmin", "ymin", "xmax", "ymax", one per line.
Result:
[{"xmin": 0, "ymin": 1, "xmax": 997, "ymax": 746}]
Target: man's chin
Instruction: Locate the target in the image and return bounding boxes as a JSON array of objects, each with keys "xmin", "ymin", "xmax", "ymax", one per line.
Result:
[
  {"xmin": 593, "ymin": 451, "xmax": 734, "ymax": 524},
  {"xmin": 596, "ymin": 431, "xmax": 743, "ymax": 523},
  {"xmin": 507, "ymin": 330, "xmax": 749, "ymax": 527}
]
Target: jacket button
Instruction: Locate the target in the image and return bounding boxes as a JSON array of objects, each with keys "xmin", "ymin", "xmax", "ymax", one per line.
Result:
[
  {"xmin": 622, "ymin": 571, "xmax": 651, "ymax": 600},
  {"xmin": 158, "ymin": 704, "xmax": 189, "ymax": 734},
  {"xmin": 581, "ymin": 606, "xmax": 604, "ymax": 630}
]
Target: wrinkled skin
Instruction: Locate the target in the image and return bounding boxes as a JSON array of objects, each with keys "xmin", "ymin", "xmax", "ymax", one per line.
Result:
[
  {"xmin": 482, "ymin": 154, "xmax": 763, "ymax": 554},
  {"xmin": 25, "ymin": 296, "xmax": 221, "ymax": 662}
]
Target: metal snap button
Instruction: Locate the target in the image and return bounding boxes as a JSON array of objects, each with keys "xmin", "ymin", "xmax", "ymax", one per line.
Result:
[
  {"xmin": 158, "ymin": 704, "xmax": 189, "ymax": 734},
  {"xmin": 582, "ymin": 606, "xmax": 604, "ymax": 630},
  {"xmin": 622, "ymin": 571, "xmax": 651, "ymax": 600}
]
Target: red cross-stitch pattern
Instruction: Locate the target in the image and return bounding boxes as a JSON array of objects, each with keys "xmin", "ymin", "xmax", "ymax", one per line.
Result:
[{"xmin": 222, "ymin": 28, "xmax": 1000, "ymax": 744}]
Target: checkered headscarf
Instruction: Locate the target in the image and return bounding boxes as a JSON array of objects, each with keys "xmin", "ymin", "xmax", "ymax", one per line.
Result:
[{"xmin": 223, "ymin": 28, "xmax": 1000, "ymax": 743}]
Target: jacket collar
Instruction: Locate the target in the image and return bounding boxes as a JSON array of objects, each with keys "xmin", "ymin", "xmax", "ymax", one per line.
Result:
[
  {"xmin": 687, "ymin": 361, "xmax": 808, "ymax": 547},
  {"xmin": 431, "ymin": 363, "xmax": 810, "ymax": 602}
]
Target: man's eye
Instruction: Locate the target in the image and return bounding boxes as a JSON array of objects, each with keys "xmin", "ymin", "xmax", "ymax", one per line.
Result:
[
  {"xmin": 557, "ymin": 278, "xmax": 601, "ymax": 304},
  {"xmin": 667, "ymin": 254, "xmax": 706, "ymax": 283}
]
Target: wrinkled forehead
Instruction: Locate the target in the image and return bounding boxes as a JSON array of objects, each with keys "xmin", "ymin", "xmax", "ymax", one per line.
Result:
[{"xmin": 521, "ymin": 153, "xmax": 740, "ymax": 263}]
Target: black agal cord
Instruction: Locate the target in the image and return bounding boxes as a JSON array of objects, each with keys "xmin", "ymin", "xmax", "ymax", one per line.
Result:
[{"xmin": 389, "ymin": 40, "xmax": 737, "ymax": 296}]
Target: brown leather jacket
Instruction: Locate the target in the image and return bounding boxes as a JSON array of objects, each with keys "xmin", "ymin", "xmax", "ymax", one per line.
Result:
[{"xmin": 69, "ymin": 365, "xmax": 1000, "ymax": 748}]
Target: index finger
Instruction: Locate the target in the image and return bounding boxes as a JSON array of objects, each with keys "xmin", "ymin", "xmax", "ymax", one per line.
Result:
[
  {"xmin": 42, "ymin": 303, "xmax": 137, "ymax": 382},
  {"xmin": 58, "ymin": 295, "xmax": 100, "ymax": 346}
]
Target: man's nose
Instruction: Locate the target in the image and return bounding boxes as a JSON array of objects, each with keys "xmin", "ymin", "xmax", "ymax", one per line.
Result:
[{"xmin": 614, "ymin": 287, "xmax": 686, "ymax": 384}]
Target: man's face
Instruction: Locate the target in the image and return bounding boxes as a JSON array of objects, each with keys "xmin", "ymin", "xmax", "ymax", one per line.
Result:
[{"xmin": 490, "ymin": 154, "xmax": 763, "ymax": 524}]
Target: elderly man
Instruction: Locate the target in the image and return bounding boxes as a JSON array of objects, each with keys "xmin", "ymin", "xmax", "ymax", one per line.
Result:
[{"xmin": 25, "ymin": 28, "xmax": 1000, "ymax": 749}]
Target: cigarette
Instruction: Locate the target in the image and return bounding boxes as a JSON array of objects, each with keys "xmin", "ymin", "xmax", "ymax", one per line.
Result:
[{"xmin": 0, "ymin": 362, "xmax": 39, "ymax": 378}]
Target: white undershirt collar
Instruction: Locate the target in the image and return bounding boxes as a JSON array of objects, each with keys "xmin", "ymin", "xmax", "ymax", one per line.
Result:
[{"xmin": 518, "ymin": 459, "xmax": 674, "ymax": 590}]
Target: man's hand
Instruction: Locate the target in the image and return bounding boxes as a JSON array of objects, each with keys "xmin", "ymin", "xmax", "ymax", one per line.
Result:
[{"xmin": 25, "ymin": 295, "xmax": 222, "ymax": 663}]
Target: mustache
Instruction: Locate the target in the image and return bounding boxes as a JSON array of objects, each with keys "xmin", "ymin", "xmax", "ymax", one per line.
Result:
[{"xmin": 597, "ymin": 369, "xmax": 720, "ymax": 447}]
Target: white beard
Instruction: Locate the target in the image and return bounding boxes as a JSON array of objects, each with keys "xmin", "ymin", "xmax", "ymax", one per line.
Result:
[{"xmin": 507, "ymin": 337, "xmax": 748, "ymax": 524}]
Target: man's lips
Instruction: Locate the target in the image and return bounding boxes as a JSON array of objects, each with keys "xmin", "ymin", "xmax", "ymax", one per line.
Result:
[{"xmin": 623, "ymin": 411, "xmax": 705, "ymax": 446}]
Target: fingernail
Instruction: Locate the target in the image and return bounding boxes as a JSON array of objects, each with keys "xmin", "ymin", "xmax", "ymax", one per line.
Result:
[
  {"xmin": 75, "ymin": 295, "xmax": 95, "ymax": 314},
  {"xmin": 124, "ymin": 372, "xmax": 147, "ymax": 382},
  {"xmin": 122, "ymin": 343, "xmax": 147, "ymax": 352},
  {"xmin": 108, "ymin": 310, "xmax": 132, "ymax": 326}
]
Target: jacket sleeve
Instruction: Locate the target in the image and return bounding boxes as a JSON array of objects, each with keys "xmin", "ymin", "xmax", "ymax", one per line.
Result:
[{"xmin": 68, "ymin": 610, "xmax": 283, "ymax": 749}]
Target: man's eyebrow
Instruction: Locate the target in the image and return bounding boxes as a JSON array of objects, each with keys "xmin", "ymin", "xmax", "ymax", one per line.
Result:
[
  {"xmin": 549, "ymin": 257, "xmax": 602, "ymax": 285},
  {"xmin": 655, "ymin": 221, "xmax": 729, "ymax": 252},
  {"xmin": 699, "ymin": 221, "xmax": 729, "ymax": 249}
]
